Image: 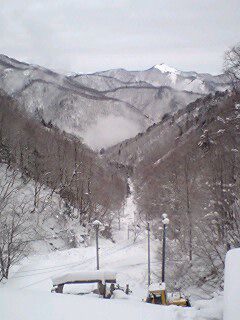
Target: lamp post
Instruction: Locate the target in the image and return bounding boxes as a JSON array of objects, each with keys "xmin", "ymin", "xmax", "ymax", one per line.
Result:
[
  {"xmin": 93, "ymin": 220, "xmax": 102, "ymax": 270},
  {"xmin": 147, "ymin": 221, "xmax": 151, "ymax": 288},
  {"xmin": 161, "ymin": 213, "xmax": 169, "ymax": 283}
]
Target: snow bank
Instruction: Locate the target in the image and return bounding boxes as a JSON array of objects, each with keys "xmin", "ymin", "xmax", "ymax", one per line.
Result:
[
  {"xmin": 224, "ymin": 248, "xmax": 240, "ymax": 320},
  {"xmin": 0, "ymin": 288, "xmax": 198, "ymax": 320},
  {"xmin": 193, "ymin": 295, "xmax": 223, "ymax": 320},
  {"xmin": 52, "ymin": 270, "xmax": 117, "ymax": 285}
]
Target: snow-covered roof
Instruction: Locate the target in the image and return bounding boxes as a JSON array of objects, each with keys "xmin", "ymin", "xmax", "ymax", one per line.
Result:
[
  {"xmin": 149, "ymin": 282, "xmax": 166, "ymax": 292},
  {"xmin": 52, "ymin": 270, "xmax": 117, "ymax": 286}
]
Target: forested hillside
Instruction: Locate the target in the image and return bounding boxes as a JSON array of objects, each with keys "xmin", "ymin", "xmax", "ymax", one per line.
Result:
[
  {"xmin": 105, "ymin": 90, "xmax": 240, "ymax": 293},
  {"xmin": 0, "ymin": 91, "xmax": 127, "ymax": 234}
]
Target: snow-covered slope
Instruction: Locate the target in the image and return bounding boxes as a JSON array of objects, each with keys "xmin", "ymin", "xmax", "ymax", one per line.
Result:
[
  {"xmin": 71, "ymin": 73, "xmax": 154, "ymax": 91},
  {"xmin": 104, "ymin": 86, "xmax": 202, "ymax": 122},
  {"xmin": 72, "ymin": 73, "xmax": 127, "ymax": 91}
]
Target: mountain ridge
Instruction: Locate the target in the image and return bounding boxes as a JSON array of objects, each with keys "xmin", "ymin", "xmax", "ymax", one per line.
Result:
[{"xmin": 0, "ymin": 54, "xmax": 230, "ymax": 150}]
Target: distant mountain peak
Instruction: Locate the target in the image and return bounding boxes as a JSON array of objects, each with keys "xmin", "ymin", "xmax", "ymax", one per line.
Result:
[{"xmin": 153, "ymin": 63, "xmax": 179, "ymax": 74}]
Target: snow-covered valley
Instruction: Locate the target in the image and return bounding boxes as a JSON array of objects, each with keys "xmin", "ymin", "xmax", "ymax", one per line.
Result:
[
  {"xmin": 0, "ymin": 76, "xmax": 239, "ymax": 320},
  {"xmin": 0, "ymin": 1, "xmax": 239, "ymax": 319}
]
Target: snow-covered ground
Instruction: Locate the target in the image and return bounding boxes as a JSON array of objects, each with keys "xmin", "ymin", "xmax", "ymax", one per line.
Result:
[
  {"xmin": 0, "ymin": 178, "xmax": 223, "ymax": 320},
  {"xmin": 0, "ymin": 236, "xmax": 223, "ymax": 320},
  {"xmin": 0, "ymin": 288, "xmax": 199, "ymax": 320},
  {"xmin": 0, "ymin": 234, "xmax": 223, "ymax": 320}
]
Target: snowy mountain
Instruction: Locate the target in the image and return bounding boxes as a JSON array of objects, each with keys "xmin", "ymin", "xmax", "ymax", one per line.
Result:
[
  {"xmin": 0, "ymin": 54, "xmax": 150, "ymax": 150},
  {"xmin": 154, "ymin": 63, "xmax": 179, "ymax": 74},
  {"xmin": 0, "ymin": 54, "xmax": 230, "ymax": 150}
]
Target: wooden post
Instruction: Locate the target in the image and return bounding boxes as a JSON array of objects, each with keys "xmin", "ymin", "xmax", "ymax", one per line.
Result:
[
  {"xmin": 56, "ymin": 284, "xmax": 64, "ymax": 293},
  {"xmin": 98, "ymin": 281, "xmax": 106, "ymax": 298},
  {"xmin": 110, "ymin": 283, "xmax": 115, "ymax": 295},
  {"xmin": 103, "ymin": 284, "xmax": 106, "ymax": 298}
]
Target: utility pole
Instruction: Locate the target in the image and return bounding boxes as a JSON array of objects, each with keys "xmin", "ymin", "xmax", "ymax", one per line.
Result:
[
  {"xmin": 161, "ymin": 213, "xmax": 169, "ymax": 283},
  {"xmin": 147, "ymin": 221, "xmax": 151, "ymax": 288},
  {"xmin": 93, "ymin": 220, "xmax": 102, "ymax": 270}
]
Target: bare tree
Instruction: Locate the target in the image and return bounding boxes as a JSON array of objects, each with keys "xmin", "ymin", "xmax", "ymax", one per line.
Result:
[
  {"xmin": 0, "ymin": 169, "xmax": 32, "ymax": 280},
  {"xmin": 0, "ymin": 166, "xmax": 66, "ymax": 280},
  {"xmin": 0, "ymin": 202, "xmax": 32, "ymax": 280},
  {"xmin": 224, "ymin": 44, "xmax": 240, "ymax": 91}
]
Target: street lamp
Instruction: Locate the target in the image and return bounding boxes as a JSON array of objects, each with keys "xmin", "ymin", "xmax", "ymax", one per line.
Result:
[
  {"xmin": 93, "ymin": 220, "xmax": 102, "ymax": 270},
  {"xmin": 147, "ymin": 221, "xmax": 151, "ymax": 288},
  {"xmin": 161, "ymin": 213, "xmax": 169, "ymax": 283}
]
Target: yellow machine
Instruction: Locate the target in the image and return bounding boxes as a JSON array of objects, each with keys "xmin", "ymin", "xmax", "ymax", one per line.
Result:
[{"xmin": 145, "ymin": 283, "xmax": 191, "ymax": 307}]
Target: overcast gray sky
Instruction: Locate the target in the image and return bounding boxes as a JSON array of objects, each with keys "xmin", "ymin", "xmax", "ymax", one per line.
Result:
[{"xmin": 0, "ymin": 0, "xmax": 239, "ymax": 74}]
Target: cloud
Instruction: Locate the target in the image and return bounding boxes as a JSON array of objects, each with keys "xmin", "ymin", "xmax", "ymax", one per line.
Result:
[
  {"xmin": 0, "ymin": 0, "xmax": 239, "ymax": 74},
  {"xmin": 82, "ymin": 115, "xmax": 141, "ymax": 150}
]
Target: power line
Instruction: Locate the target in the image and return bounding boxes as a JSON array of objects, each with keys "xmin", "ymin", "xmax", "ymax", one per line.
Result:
[
  {"xmin": 14, "ymin": 240, "xmax": 120, "ymax": 275},
  {"xmin": 12, "ymin": 261, "xmax": 85, "ymax": 279},
  {"xmin": 15, "ymin": 227, "xmax": 149, "ymax": 275},
  {"xmin": 19, "ymin": 254, "xmax": 96, "ymax": 289},
  {"xmin": 18, "ymin": 237, "xmax": 147, "ymax": 288},
  {"xmin": 15, "ymin": 235, "xmax": 147, "ymax": 276}
]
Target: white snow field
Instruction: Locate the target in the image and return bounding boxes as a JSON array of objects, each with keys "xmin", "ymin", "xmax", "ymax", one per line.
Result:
[
  {"xmin": 223, "ymin": 248, "xmax": 240, "ymax": 320},
  {"xmin": 0, "ymin": 178, "xmax": 223, "ymax": 320}
]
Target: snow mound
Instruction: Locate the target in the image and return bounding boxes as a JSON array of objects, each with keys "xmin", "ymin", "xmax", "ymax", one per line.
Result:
[
  {"xmin": 111, "ymin": 290, "xmax": 129, "ymax": 299},
  {"xmin": 224, "ymin": 248, "xmax": 240, "ymax": 320},
  {"xmin": 193, "ymin": 295, "xmax": 223, "ymax": 320}
]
